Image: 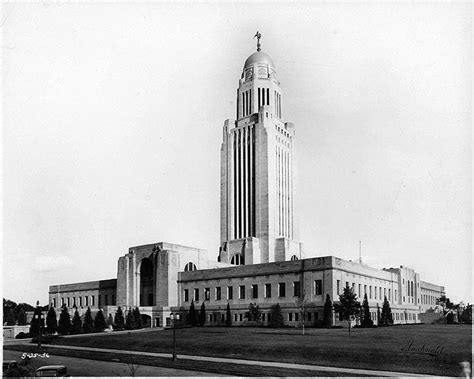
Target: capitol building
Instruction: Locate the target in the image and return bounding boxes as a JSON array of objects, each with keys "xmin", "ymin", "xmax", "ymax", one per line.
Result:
[{"xmin": 49, "ymin": 37, "xmax": 445, "ymax": 328}]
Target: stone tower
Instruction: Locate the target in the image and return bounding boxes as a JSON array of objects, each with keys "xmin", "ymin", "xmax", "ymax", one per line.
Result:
[{"xmin": 218, "ymin": 35, "xmax": 303, "ymax": 265}]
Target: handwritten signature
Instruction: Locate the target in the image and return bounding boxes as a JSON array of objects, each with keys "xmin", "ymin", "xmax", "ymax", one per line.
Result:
[{"xmin": 401, "ymin": 341, "xmax": 444, "ymax": 356}]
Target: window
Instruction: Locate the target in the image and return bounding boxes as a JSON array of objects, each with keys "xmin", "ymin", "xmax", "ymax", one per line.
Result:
[
  {"xmin": 79, "ymin": 297, "xmax": 82, "ymax": 307},
  {"xmin": 315, "ymin": 312, "xmax": 319, "ymax": 320},
  {"xmin": 293, "ymin": 281, "xmax": 301, "ymax": 297},
  {"xmin": 379, "ymin": 287, "xmax": 382, "ymax": 299},
  {"xmin": 91, "ymin": 296, "xmax": 95, "ymax": 306},
  {"xmin": 278, "ymin": 283, "xmax": 286, "ymax": 297},
  {"xmin": 388, "ymin": 289, "xmax": 391, "ymax": 301},
  {"xmin": 289, "ymin": 313, "xmax": 293, "ymax": 322},
  {"xmin": 352, "ymin": 283, "xmax": 355, "ymax": 291},
  {"xmin": 345, "ymin": 281, "xmax": 349, "ymax": 288},
  {"xmin": 216, "ymin": 287, "xmax": 221, "ymax": 301},
  {"xmin": 194, "ymin": 288, "xmax": 200, "ymax": 301},
  {"xmin": 295, "ymin": 313, "xmax": 299, "ymax": 322},
  {"xmin": 307, "ymin": 312, "xmax": 312, "ymax": 321},
  {"xmin": 221, "ymin": 314, "xmax": 225, "ymax": 322},
  {"xmin": 184, "ymin": 289, "xmax": 189, "ymax": 302},
  {"xmin": 262, "ymin": 313, "xmax": 265, "ymax": 322},
  {"xmin": 234, "ymin": 314, "xmax": 237, "ymax": 322},
  {"xmin": 227, "ymin": 286, "xmax": 233, "ymax": 300},
  {"xmin": 290, "ymin": 255, "xmax": 299, "ymax": 261},
  {"xmin": 205, "ymin": 288, "xmax": 210, "ymax": 301},
  {"xmin": 375, "ymin": 288, "xmax": 377, "ymax": 299},
  {"xmin": 85, "ymin": 296, "xmax": 89, "ymax": 306},
  {"xmin": 231, "ymin": 254, "xmax": 244, "ymax": 265},
  {"xmin": 369, "ymin": 286, "xmax": 372, "ymax": 299},
  {"xmin": 105, "ymin": 295, "xmax": 108, "ymax": 305},
  {"xmin": 315, "ymin": 280, "xmax": 322, "ymax": 295},
  {"xmin": 358, "ymin": 284, "xmax": 361, "ymax": 297},
  {"xmin": 112, "ymin": 294, "xmax": 116, "ymax": 305},
  {"xmin": 364, "ymin": 285, "xmax": 367, "ymax": 295},
  {"xmin": 184, "ymin": 262, "xmax": 197, "ymax": 272},
  {"xmin": 252, "ymin": 285, "xmax": 258, "ymax": 299},
  {"xmin": 53, "ymin": 298, "xmax": 56, "ymax": 308},
  {"xmin": 337, "ymin": 280, "xmax": 340, "ymax": 294},
  {"xmin": 239, "ymin": 285, "xmax": 245, "ymax": 299},
  {"xmin": 239, "ymin": 314, "xmax": 243, "ymax": 322},
  {"xmin": 265, "ymin": 283, "xmax": 271, "ymax": 298},
  {"xmin": 62, "ymin": 298, "xmax": 65, "ymax": 306}
]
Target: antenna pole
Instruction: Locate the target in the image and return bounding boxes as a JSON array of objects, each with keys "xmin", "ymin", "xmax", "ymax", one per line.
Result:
[{"xmin": 359, "ymin": 240, "xmax": 362, "ymax": 264}]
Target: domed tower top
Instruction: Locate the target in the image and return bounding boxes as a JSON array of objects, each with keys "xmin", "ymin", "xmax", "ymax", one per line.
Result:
[{"xmin": 243, "ymin": 51, "xmax": 275, "ymax": 70}]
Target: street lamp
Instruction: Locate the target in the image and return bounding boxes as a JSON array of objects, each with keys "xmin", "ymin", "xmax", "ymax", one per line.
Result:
[
  {"xmin": 170, "ymin": 313, "xmax": 180, "ymax": 361},
  {"xmin": 35, "ymin": 301, "xmax": 43, "ymax": 348}
]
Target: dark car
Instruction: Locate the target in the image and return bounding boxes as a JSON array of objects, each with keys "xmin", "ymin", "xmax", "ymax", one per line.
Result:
[
  {"xmin": 35, "ymin": 365, "xmax": 68, "ymax": 377},
  {"xmin": 2, "ymin": 361, "xmax": 19, "ymax": 376}
]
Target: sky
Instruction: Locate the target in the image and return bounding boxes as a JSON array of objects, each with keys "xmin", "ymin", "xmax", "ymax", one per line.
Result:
[{"xmin": 2, "ymin": 2, "xmax": 472, "ymax": 305}]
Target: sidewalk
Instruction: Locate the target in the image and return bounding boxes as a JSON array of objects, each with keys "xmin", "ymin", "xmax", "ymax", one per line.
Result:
[{"xmin": 25, "ymin": 343, "xmax": 428, "ymax": 377}]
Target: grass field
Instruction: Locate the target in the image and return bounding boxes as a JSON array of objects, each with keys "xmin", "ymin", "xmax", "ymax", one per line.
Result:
[{"xmin": 39, "ymin": 324, "xmax": 472, "ymax": 376}]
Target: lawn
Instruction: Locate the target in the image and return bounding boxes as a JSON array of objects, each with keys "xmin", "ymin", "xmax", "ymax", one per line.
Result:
[{"xmin": 44, "ymin": 324, "xmax": 471, "ymax": 376}]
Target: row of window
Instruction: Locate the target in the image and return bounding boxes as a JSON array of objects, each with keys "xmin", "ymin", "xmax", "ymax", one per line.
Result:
[
  {"xmin": 336, "ymin": 280, "xmax": 396, "ymax": 303},
  {"xmin": 422, "ymin": 294, "xmax": 438, "ymax": 305},
  {"xmin": 183, "ymin": 280, "xmax": 324, "ymax": 302},
  {"xmin": 55, "ymin": 294, "xmax": 116, "ymax": 308},
  {"xmin": 204, "ymin": 311, "xmax": 320, "ymax": 323}
]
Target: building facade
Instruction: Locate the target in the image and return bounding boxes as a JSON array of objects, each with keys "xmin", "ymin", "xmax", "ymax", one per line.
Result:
[{"xmin": 48, "ymin": 38, "xmax": 445, "ymax": 328}]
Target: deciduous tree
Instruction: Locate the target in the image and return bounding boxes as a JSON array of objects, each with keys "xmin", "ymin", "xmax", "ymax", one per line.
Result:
[{"xmin": 17, "ymin": 306, "xmax": 28, "ymax": 326}]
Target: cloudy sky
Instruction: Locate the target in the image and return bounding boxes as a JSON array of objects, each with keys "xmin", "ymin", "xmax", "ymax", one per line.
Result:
[{"xmin": 3, "ymin": 2, "xmax": 471, "ymax": 305}]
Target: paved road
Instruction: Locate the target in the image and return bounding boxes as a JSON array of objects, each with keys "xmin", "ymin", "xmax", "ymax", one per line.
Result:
[{"xmin": 3, "ymin": 349, "xmax": 221, "ymax": 377}]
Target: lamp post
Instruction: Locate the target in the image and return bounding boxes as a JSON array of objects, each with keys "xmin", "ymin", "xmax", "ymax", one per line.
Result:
[
  {"xmin": 170, "ymin": 313, "xmax": 180, "ymax": 361},
  {"xmin": 35, "ymin": 301, "xmax": 43, "ymax": 348}
]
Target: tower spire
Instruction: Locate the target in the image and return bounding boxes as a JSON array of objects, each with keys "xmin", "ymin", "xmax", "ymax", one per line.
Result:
[{"xmin": 254, "ymin": 31, "xmax": 262, "ymax": 51}]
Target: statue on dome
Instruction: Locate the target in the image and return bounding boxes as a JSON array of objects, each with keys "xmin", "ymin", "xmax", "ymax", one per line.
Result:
[{"xmin": 254, "ymin": 31, "xmax": 262, "ymax": 51}]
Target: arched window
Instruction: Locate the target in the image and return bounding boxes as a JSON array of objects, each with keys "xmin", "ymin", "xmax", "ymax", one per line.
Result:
[
  {"xmin": 290, "ymin": 255, "xmax": 299, "ymax": 261},
  {"xmin": 231, "ymin": 254, "xmax": 244, "ymax": 265},
  {"xmin": 184, "ymin": 262, "xmax": 197, "ymax": 272}
]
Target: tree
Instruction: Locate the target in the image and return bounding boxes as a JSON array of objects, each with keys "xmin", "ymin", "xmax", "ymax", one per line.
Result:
[
  {"xmin": 106, "ymin": 314, "xmax": 114, "ymax": 329},
  {"xmin": 245, "ymin": 303, "xmax": 262, "ymax": 330},
  {"xmin": 125, "ymin": 309, "xmax": 135, "ymax": 330},
  {"xmin": 189, "ymin": 301, "xmax": 197, "ymax": 326},
  {"xmin": 114, "ymin": 306, "xmax": 125, "ymax": 330},
  {"xmin": 83, "ymin": 307, "xmax": 94, "ymax": 333},
  {"xmin": 334, "ymin": 285, "xmax": 360, "ymax": 336},
  {"xmin": 377, "ymin": 304, "xmax": 381, "ymax": 326},
  {"xmin": 71, "ymin": 309, "xmax": 83, "ymax": 334},
  {"xmin": 226, "ymin": 303, "xmax": 232, "ymax": 326},
  {"xmin": 268, "ymin": 303, "xmax": 285, "ymax": 328},
  {"xmin": 3, "ymin": 299, "xmax": 18, "ymax": 325},
  {"xmin": 198, "ymin": 302, "xmax": 206, "ymax": 326},
  {"xmin": 17, "ymin": 306, "xmax": 28, "ymax": 326},
  {"xmin": 437, "ymin": 295, "xmax": 454, "ymax": 323},
  {"xmin": 133, "ymin": 307, "xmax": 143, "ymax": 329},
  {"xmin": 380, "ymin": 296, "xmax": 393, "ymax": 326},
  {"xmin": 360, "ymin": 293, "xmax": 373, "ymax": 328},
  {"xmin": 45, "ymin": 307, "xmax": 57, "ymax": 334},
  {"xmin": 57, "ymin": 306, "xmax": 71, "ymax": 335},
  {"xmin": 94, "ymin": 309, "xmax": 106, "ymax": 332},
  {"xmin": 6, "ymin": 308, "xmax": 16, "ymax": 326},
  {"xmin": 323, "ymin": 294, "xmax": 333, "ymax": 327}
]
